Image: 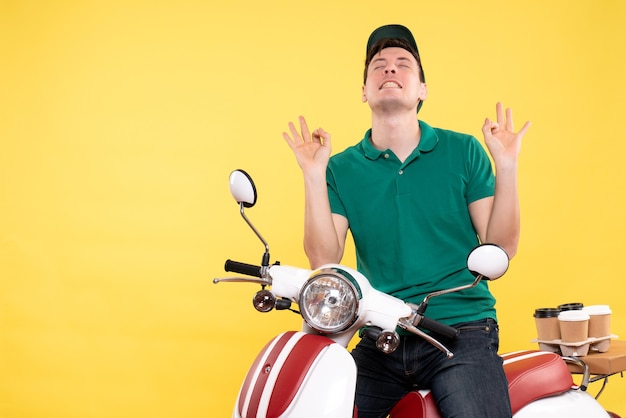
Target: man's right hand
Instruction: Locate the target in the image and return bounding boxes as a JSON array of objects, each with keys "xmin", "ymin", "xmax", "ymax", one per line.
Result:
[{"xmin": 282, "ymin": 116, "xmax": 332, "ymax": 176}]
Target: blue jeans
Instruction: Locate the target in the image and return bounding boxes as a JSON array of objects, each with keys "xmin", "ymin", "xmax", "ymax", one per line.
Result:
[{"xmin": 351, "ymin": 318, "xmax": 512, "ymax": 418}]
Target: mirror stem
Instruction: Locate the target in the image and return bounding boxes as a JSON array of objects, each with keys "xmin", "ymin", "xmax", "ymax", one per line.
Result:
[
  {"xmin": 420, "ymin": 275, "xmax": 483, "ymax": 307},
  {"xmin": 240, "ymin": 203, "xmax": 270, "ymax": 266}
]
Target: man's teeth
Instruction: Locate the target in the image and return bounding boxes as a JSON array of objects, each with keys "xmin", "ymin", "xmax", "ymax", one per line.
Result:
[{"xmin": 382, "ymin": 82, "xmax": 400, "ymax": 88}]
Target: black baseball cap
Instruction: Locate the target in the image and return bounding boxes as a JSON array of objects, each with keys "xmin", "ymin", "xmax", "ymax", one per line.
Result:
[{"xmin": 366, "ymin": 25, "xmax": 419, "ymax": 58}]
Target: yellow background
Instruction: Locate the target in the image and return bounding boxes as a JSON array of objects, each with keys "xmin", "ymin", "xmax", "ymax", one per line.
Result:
[{"xmin": 2, "ymin": 0, "xmax": 625, "ymax": 416}]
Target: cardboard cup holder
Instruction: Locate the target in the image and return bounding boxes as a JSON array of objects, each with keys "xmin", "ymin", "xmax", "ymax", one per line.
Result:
[{"xmin": 532, "ymin": 335, "xmax": 617, "ymax": 356}]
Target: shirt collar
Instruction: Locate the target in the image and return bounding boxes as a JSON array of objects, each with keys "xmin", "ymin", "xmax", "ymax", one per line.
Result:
[{"xmin": 361, "ymin": 120, "xmax": 439, "ymax": 160}]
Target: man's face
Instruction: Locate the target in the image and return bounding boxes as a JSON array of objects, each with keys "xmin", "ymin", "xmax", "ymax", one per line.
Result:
[{"xmin": 362, "ymin": 47, "xmax": 427, "ymax": 113}]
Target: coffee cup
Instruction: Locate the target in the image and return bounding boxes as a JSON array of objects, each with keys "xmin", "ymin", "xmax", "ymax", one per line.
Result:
[
  {"xmin": 583, "ymin": 305, "xmax": 611, "ymax": 338},
  {"xmin": 558, "ymin": 310, "xmax": 589, "ymax": 343},
  {"xmin": 534, "ymin": 308, "xmax": 560, "ymax": 341}
]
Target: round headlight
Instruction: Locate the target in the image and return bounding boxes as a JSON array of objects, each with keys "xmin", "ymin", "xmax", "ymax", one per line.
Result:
[{"xmin": 299, "ymin": 268, "xmax": 361, "ymax": 334}]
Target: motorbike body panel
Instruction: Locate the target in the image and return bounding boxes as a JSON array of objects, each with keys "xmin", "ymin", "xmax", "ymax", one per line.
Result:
[
  {"xmin": 514, "ymin": 389, "xmax": 611, "ymax": 417},
  {"xmin": 233, "ymin": 331, "xmax": 356, "ymax": 418}
]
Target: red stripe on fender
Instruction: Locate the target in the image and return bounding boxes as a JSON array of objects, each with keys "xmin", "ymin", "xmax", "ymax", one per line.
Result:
[
  {"xmin": 266, "ymin": 333, "xmax": 335, "ymax": 417},
  {"xmin": 239, "ymin": 332, "xmax": 296, "ymax": 418}
]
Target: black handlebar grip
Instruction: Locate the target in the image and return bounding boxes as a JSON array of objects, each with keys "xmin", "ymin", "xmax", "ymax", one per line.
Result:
[
  {"xmin": 224, "ymin": 260, "xmax": 262, "ymax": 278},
  {"xmin": 417, "ymin": 316, "xmax": 459, "ymax": 339}
]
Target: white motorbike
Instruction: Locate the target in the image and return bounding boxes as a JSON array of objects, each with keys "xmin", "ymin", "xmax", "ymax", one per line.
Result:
[{"xmin": 214, "ymin": 169, "xmax": 619, "ymax": 418}]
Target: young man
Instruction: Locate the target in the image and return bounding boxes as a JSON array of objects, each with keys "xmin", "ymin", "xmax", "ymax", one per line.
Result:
[{"xmin": 283, "ymin": 24, "xmax": 530, "ymax": 418}]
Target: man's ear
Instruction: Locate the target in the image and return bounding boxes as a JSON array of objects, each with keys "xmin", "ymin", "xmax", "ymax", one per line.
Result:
[
  {"xmin": 362, "ymin": 85, "xmax": 367, "ymax": 103},
  {"xmin": 419, "ymin": 83, "xmax": 428, "ymax": 101}
]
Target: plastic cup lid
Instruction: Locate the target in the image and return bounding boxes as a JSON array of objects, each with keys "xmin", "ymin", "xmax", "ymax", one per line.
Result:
[
  {"xmin": 534, "ymin": 308, "xmax": 559, "ymax": 318},
  {"xmin": 583, "ymin": 305, "xmax": 612, "ymax": 315},
  {"xmin": 558, "ymin": 310, "xmax": 590, "ymax": 321},
  {"xmin": 557, "ymin": 302, "xmax": 584, "ymax": 311}
]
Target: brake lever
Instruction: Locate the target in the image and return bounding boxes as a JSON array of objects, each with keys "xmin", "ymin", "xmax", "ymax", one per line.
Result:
[
  {"xmin": 397, "ymin": 318, "xmax": 454, "ymax": 359},
  {"xmin": 213, "ymin": 277, "xmax": 272, "ymax": 285}
]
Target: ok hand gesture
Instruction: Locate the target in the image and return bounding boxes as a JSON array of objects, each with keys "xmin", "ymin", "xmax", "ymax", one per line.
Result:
[
  {"xmin": 283, "ymin": 116, "xmax": 332, "ymax": 176},
  {"xmin": 482, "ymin": 102, "xmax": 531, "ymax": 168}
]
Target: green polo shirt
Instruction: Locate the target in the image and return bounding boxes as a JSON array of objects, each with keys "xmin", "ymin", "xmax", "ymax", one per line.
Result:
[{"xmin": 327, "ymin": 120, "xmax": 497, "ymax": 326}]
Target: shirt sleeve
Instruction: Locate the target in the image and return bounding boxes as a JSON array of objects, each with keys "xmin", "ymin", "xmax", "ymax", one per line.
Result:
[
  {"xmin": 326, "ymin": 166, "xmax": 348, "ymax": 217},
  {"xmin": 466, "ymin": 136, "xmax": 496, "ymax": 204}
]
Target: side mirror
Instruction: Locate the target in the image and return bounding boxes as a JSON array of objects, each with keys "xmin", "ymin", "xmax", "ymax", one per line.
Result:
[
  {"xmin": 229, "ymin": 169, "xmax": 257, "ymax": 208},
  {"xmin": 466, "ymin": 244, "xmax": 509, "ymax": 280},
  {"xmin": 228, "ymin": 169, "xmax": 270, "ymax": 267}
]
